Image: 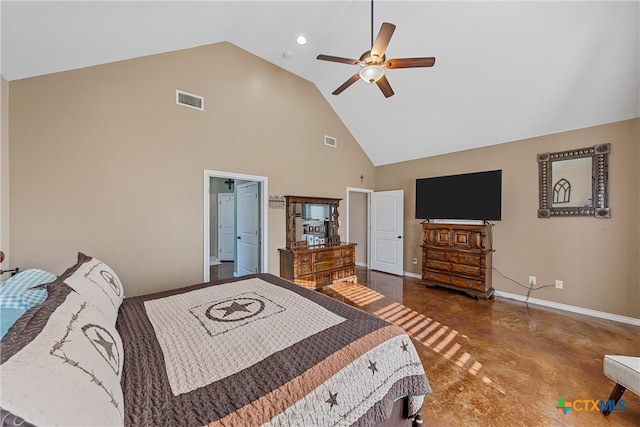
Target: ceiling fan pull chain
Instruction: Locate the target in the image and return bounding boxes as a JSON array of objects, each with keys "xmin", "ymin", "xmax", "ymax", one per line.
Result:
[{"xmin": 370, "ymin": 0, "xmax": 374, "ymax": 49}]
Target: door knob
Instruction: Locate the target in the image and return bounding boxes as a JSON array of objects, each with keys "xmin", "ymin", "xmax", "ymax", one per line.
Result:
[
  {"xmin": 397, "ymin": 235, "xmax": 402, "ymax": 239},
  {"xmin": 237, "ymin": 236, "xmax": 241, "ymax": 240}
]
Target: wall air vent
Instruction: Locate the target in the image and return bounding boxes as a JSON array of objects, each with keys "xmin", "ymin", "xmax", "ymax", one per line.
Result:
[
  {"xmin": 176, "ymin": 90, "xmax": 204, "ymax": 111},
  {"xmin": 324, "ymin": 135, "xmax": 337, "ymax": 148}
]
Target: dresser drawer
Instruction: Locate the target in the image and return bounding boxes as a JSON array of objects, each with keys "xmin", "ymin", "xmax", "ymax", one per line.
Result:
[
  {"xmin": 294, "ymin": 253, "xmax": 312, "ymax": 264},
  {"xmin": 315, "ymin": 258, "xmax": 343, "ymax": 272},
  {"xmin": 315, "ymin": 272, "xmax": 332, "ymax": 286},
  {"xmin": 449, "ymin": 275, "xmax": 485, "ymax": 292},
  {"xmin": 425, "ymin": 229, "xmax": 452, "ymax": 246},
  {"xmin": 332, "ymin": 267, "xmax": 355, "ymax": 282},
  {"xmin": 314, "ymin": 250, "xmax": 341, "ymax": 262},
  {"xmin": 426, "ymin": 260, "xmax": 451, "ymax": 272},
  {"xmin": 448, "ymin": 252, "xmax": 480, "ymax": 265},
  {"xmin": 295, "ymin": 263, "xmax": 313, "ymax": 276},
  {"xmin": 426, "ymin": 249, "xmax": 448, "ymax": 262},
  {"xmin": 341, "ymin": 246, "xmax": 355, "ymax": 258},
  {"xmin": 451, "ymin": 263, "xmax": 480, "ymax": 277},
  {"xmin": 422, "ymin": 270, "xmax": 453, "ymax": 285},
  {"xmin": 451, "ymin": 230, "xmax": 483, "ymax": 249}
]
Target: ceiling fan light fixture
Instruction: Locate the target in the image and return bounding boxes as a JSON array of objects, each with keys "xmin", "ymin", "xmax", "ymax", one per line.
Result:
[{"xmin": 359, "ymin": 65, "xmax": 385, "ymax": 83}]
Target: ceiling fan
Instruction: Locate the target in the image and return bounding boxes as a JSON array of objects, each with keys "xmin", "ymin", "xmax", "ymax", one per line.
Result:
[{"xmin": 317, "ymin": 0, "xmax": 435, "ymax": 98}]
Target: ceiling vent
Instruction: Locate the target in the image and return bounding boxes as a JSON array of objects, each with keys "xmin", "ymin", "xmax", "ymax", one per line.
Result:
[
  {"xmin": 176, "ymin": 90, "xmax": 204, "ymax": 111},
  {"xmin": 324, "ymin": 135, "xmax": 337, "ymax": 148}
]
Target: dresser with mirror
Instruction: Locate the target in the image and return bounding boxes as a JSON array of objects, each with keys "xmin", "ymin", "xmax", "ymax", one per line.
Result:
[{"xmin": 279, "ymin": 196, "xmax": 356, "ymax": 288}]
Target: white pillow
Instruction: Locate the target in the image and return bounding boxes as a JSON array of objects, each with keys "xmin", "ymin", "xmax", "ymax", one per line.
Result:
[
  {"xmin": 62, "ymin": 253, "xmax": 125, "ymax": 325},
  {"xmin": 0, "ymin": 284, "xmax": 124, "ymax": 426}
]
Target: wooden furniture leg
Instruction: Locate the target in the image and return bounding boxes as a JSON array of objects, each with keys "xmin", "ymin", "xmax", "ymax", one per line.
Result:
[{"xmin": 602, "ymin": 383, "xmax": 626, "ymax": 416}]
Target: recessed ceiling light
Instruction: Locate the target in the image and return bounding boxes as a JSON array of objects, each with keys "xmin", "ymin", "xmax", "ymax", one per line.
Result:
[{"xmin": 296, "ymin": 35, "xmax": 307, "ymax": 45}]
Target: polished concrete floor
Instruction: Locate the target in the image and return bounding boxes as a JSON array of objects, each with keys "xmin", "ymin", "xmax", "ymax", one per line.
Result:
[{"xmin": 212, "ymin": 264, "xmax": 640, "ymax": 426}]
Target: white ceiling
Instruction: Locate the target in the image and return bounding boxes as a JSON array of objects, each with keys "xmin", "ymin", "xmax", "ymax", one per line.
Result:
[{"xmin": 1, "ymin": 1, "xmax": 638, "ymax": 166}]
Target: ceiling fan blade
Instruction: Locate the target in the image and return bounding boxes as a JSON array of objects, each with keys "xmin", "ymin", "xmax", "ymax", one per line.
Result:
[
  {"xmin": 332, "ymin": 73, "xmax": 361, "ymax": 95},
  {"xmin": 376, "ymin": 75, "xmax": 394, "ymax": 98},
  {"xmin": 371, "ymin": 22, "xmax": 396, "ymax": 59},
  {"xmin": 317, "ymin": 54, "xmax": 362, "ymax": 66},
  {"xmin": 383, "ymin": 57, "xmax": 436, "ymax": 69}
]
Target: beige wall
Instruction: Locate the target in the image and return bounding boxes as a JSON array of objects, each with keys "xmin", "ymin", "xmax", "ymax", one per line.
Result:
[
  {"xmin": 376, "ymin": 119, "xmax": 639, "ymax": 318},
  {"xmin": 6, "ymin": 42, "xmax": 639, "ymax": 318},
  {"xmin": 1, "ymin": 75, "xmax": 9, "ymax": 276},
  {"xmin": 8, "ymin": 42, "xmax": 375, "ymax": 296}
]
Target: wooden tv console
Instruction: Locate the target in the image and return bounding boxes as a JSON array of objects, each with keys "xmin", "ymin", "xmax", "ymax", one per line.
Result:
[{"xmin": 421, "ymin": 222, "xmax": 494, "ymax": 300}]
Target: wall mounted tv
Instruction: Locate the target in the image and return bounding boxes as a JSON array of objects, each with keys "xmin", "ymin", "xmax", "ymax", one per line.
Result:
[{"xmin": 415, "ymin": 170, "xmax": 502, "ymax": 221}]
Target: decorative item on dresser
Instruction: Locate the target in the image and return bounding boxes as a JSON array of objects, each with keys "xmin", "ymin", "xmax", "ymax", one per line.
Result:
[
  {"xmin": 421, "ymin": 222, "xmax": 494, "ymax": 300},
  {"xmin": 279, "ymin": 196, "xmax": 357, "ymax": 289}
]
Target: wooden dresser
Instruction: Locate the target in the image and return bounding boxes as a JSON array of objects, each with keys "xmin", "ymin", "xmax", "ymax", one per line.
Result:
[
  {"xmin": 421, "ymin": 222, "xmax": 494, "ymax": 300},
  {"xmin": 279, "ymin": 243, "xmax": 356, "ymax": 288},
  {"xmin": 279, "ymin": 196, "xmax": 357, "ymax": 289}
]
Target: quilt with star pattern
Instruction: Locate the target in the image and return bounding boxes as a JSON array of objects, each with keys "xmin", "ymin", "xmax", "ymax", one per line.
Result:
[{"xmin": 116, "ymin": 273, "xmax": 431, "ymax": 426}]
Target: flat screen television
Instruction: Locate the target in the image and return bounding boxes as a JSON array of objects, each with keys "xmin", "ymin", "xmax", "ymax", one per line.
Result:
[{"xmin": 415, "ymin": 170, "xmax": 502, "ymax": 221}]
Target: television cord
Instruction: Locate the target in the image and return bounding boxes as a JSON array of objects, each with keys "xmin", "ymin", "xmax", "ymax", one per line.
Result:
[{"xmin": 492, "ymin": 266, "xmax": 556, "ymax": 303}]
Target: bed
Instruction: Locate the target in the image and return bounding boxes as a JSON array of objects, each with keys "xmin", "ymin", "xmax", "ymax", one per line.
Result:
[{"xmin": 0, "ymin": 253, "xmax": 431, "ymax": 426}]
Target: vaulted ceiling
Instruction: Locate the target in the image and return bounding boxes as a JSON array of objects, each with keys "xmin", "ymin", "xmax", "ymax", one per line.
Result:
[{"xmin": 2, "ymin": 1, "xmax": 638, "ymax": 166}]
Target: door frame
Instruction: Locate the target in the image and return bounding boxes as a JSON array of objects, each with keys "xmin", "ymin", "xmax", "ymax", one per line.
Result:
[
  {"xmin": 203, "ymin": 170, "xmax": 268, "ymax": 283},
  {"xmin": 346, "ymin": 187, "xmax": 373, "ymax": 269}
]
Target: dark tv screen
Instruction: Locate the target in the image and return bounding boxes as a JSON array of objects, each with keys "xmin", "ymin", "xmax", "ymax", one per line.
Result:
[{"xmin": 415, "ymin": 170, "xmax": 502, "ymax": 220}]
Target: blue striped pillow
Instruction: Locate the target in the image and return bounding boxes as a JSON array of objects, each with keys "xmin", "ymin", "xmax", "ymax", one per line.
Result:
[{"xmin": 0, "ymin": 269, "xmax": 57, "ymax": 310}]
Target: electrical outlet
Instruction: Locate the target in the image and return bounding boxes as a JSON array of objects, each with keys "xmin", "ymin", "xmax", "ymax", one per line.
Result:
[
  {"xmin": 412, "ymin": 258, "xmax": 418, "ymax": 265},
  {"xmin": 555, "ymin": 280, "xmax": 563, "ymax": 289},
  {"xmin": 529, "ymin": 276, "xmax": 536, "ymax": 285}
]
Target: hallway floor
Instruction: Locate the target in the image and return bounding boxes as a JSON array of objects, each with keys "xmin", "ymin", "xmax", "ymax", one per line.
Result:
[{"xmin": 211, "ymin": 265, "xmax": 640, "ymax": 426}]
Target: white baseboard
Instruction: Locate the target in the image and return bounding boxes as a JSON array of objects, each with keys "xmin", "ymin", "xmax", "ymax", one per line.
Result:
[
  {"xmin": 210, "ymin": 256, "xmax": 221, "ymax": 266},
  {"xmin": 404, "ymin": 271, "xmax": 422, "ymax": 279},
  {"xmin": 495, "ymin": 291, "xmax": 640, "ymax": 326}
]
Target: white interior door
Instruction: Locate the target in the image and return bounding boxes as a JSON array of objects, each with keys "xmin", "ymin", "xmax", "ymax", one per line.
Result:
[
  {"xmin": 370, "ymin": 190, "xmax": 404, "ymax": 275},
  {"xmin": 217, "ymin": 193, "xmax": 235, "ymax": 262},
  {"xmin": 236, "ymin": 182, "xmax": 259, "ymax": 275}
]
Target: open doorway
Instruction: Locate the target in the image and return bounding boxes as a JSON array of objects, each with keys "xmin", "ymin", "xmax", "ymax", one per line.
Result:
[
  {"xmin": 346, "ymin": 187, "xmax": 373, "ymax": 268},
  {"xmin": 203, "ymin": 170, "xmax": 268, "ymax": 283},
  {"xmin": 346, "ymin": 187, "xmax": 405, "ymax": 276}
]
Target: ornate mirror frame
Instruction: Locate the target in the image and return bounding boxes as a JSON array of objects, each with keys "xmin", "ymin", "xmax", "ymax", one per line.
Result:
[{"xmin": 538, "ymin": 143, "xmax": 610, "ymax": 218}]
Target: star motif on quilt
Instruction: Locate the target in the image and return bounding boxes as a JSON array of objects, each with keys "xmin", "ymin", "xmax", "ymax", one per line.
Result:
[
  {"xmin": 326, "ymin": 391, "xmax": 338, "ymax": 409},
  {"xmin": 216, "ymin": 301, "xmax": 255, "ymax": 317},
  {"xmin": 368, "ymin": 360, "xmax": 378, "ymax": 375},
  {"xmin": 401, "ymin": 341, "xmax": 409, "ymax": 352},
  {"xmin": 93, "ymin": 330, "xmax": 116, "ymax": 363},
  {"xmin": 205, "ymin": 297, "xmax": 266, "ymax": 323}
]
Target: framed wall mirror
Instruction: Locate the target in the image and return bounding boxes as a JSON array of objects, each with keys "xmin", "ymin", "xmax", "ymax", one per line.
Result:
[{"xmin": 538, "ymin": 143, "xmax": 610, "ymax": 218}]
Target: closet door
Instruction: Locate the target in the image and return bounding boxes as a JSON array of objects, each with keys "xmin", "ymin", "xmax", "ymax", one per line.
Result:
[{"xmin": 217, "ymin": 193, "xmax": 235, "ymax": 262}]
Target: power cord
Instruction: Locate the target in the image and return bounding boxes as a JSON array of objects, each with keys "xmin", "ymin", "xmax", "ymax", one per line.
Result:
[
  {"xmin": 492, "ymin": 267, "xmax": 556, "ymax": 303},
  {"xmin": 410, "ymin": 225, "xmax": 425, "ymax": 264}
]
